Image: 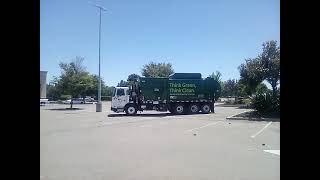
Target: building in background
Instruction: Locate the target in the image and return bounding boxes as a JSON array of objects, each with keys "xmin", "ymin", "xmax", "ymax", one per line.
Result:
[{"xmin": 40, "ymin": 71, "xmax": 47, "ymax": 98}]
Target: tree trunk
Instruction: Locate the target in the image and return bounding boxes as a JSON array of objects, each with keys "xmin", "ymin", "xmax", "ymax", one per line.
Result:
[
  {"xmin": 272, "ymin": 81, "xmax": 277, "ymax": 98},
  {"xmin": 70, "ymin": 99, "xmax": 73, "ymax": 109},
  {"xmin": 272, "ymin": 86, "xmax": 277, "ymax": 98}
]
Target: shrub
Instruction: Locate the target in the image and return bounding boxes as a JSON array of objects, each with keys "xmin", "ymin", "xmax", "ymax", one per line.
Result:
[
  {"xmin": 243, "ymin": 98, "xmax": 253, "ymax": 108},
  {"xmin": 60, "ymin": 94, "xmax": 72, "ymax": 100},
  {"xmin": 235, "ymin": 97, "xmax": 245, "ymax": 104},
  {"xmin": 101, "ymin": 96, "xmax": 112, "ymax": 101},
  {"xmin": 252, "ymin": 90, "xmax": 280, "ymax": 114}
]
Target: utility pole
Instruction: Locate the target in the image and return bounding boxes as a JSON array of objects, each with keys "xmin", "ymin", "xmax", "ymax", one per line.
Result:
[{"xmin": 90, "ymin": 2, "xmax": 106, "ymax": 112}]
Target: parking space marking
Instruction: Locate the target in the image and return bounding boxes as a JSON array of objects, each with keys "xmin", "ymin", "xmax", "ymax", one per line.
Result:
[
  {"xmin": 185, "ymin": 121, "xmax": 221, "ymax": 132},
  {"xmin": 251, "ymin": 122, "xmax": 272, "ymax": 138},
  {"xmin": 264, "ymin": 150, "xmax": 280, "ymax": 156},
  {"xmin": 139, "ymin": 124, "xmax": 152, "ymax": 128}
]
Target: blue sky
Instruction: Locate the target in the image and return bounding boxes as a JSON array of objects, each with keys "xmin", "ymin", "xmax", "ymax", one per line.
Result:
[{"xmin": 41, "ymin": 0, "xmax": 279, "ymax": 87}]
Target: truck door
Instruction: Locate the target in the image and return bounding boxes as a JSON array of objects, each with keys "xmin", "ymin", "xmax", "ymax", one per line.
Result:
[{"xmin": 111, "ymin": 88, "xmax": 129, "ymax": 109}]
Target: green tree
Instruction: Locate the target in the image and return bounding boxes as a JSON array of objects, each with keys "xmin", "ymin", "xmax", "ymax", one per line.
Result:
[
  {"xmin": 117, "ymin": 80, "xmax": 129, "ymax": 87},
  {"xmin": 127, "ymin": 73, "xmax": 140, "ymax": 82},
  {"xmin": 103, "ymin": 86, "xmax": 115, "ymax": 97},
  {"xmin": 127, "ymin": 73, "xmax": 141, "ymax": 86},
  {"xmin": 238, "ymin": 58, "xmax": 265, "ymax": 96},
  {"xmin": 238, "ymin": 40, "xmax": 280, "ymax": 114},
  {"xmin": 259, "ymin": 40, "xmax": 280, "ymax": 97},
  {"xmin": 236, "ymin": 81, "xmax": 250, "ymax": 97},
  {"xmin": 141, "ymin": 62, "xmax": 174, "ymax": 77},
  {"xmin": 222, "ymin": 79, "xmax": 237, "ymax": 97},
  {"xmin": 54, "ymin": 57, "xmax": 94, "ymax": 108},
  {"xmin": 46, "ymin": 82, "xmax": 60, "ymax": 100},
  {"xmin": 255, "ymin": 83, "xmax": 269, "ymax": 95},
  {"xmin": 86, "ymin": 74, "xmax": 106, "ymax": 98},
  {"xmin": 210, "ymin": 71, "xmax": 222, "ymax": 85}
]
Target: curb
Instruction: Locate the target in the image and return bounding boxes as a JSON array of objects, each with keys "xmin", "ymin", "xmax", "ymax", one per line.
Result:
[
  {"xmin": 215, "ymin": 104, "xmax": 251, "ymax": 108},
  {"xmin": 216, "ymin": 104, "xmax": 244, "ymax": 107},
  {"xmin": 226, "ymin": 111, "xmax": 280, "ymax": 121}
]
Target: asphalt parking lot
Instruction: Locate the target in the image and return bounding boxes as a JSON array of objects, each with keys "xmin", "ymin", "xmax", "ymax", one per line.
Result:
[{"xmin": 40, "ymin": 102, "xmax": 280, "ymax": 180}]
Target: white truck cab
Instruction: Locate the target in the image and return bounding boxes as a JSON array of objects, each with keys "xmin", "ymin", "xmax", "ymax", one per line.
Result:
[{"xmin": 111, "ymin": 87, "xmax": 130, "ymax": 113}]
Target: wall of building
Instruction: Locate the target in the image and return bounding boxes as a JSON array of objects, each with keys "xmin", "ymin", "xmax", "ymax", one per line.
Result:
[{"xmin": 40, "ymin": 71, "xmax": 47, "ymax": 98}]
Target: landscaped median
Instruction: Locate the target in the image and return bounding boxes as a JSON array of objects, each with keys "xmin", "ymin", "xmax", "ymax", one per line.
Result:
[
  {"xmin": 216, "ymin": 104, "xmax": 247, "ymax": 108},
  {"xmin": 226, "ymin": 110, "xmax": 280, "ymax": 122}
]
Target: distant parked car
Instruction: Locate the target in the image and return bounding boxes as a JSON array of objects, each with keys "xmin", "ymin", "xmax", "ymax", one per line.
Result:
[
  {"xmin": 63, "ymin": 98, "xmax": 85, "ymax": 104},
  {"xmin": 85, "ymin": 97, "xmax": 95, "ymax": 102},
  {"xmin": 40, "ymin": 98, "xmax": 49, "ymax": 105}
]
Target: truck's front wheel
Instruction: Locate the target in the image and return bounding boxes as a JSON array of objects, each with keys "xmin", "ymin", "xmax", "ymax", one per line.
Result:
[{"xmin": 125, "ymin": 104, "xmax": 137, "ymax": 115}]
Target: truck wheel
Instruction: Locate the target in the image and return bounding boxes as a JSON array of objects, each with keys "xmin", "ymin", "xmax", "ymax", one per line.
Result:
[
  {"xmin": 174, "ymin": 104, "xmax": 185, "ymax": 115},
  {"xmin": 125, "ymin": 104, "xmax": 137, "ymax": 115},
  {"xmin": 201, "ymin": 103, "xmax": 211, "ymax": 114},
  {"xmin": 189, "ymin": 104, "xmax": 200, "ymax": 114}
]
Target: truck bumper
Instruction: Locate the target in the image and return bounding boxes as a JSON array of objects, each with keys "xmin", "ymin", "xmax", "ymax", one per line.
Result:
[{"xmin": 111, "ymin": 107, "xmax": 124, "ymax": 113}]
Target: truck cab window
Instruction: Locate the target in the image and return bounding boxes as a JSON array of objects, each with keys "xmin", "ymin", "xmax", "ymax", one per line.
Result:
[{"xmin": 116, "ymin": 89, "xmax": 125, "ymax": 96}]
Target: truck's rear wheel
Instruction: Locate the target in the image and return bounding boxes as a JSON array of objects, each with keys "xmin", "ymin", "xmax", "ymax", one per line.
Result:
[
  {"xmin": 201, "ymin": 103, "xmax": 211, "ymax": 114},
  {"xmin": 174, "ymin": 104, "xmax": 185, "ymax": 115},
  {"xmin": 125, "ymin": 104, "xmax": 137, "ymax": 115},
  {"xmin": 189, "ymin": 104, "xmax": 200, "ymax": 114}
]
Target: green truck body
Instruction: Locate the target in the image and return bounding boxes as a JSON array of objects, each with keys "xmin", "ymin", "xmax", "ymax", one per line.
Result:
[
  {"xmin": 111, "ymin": 73, "xmax": 221, "ymax": 115},
  {"xmin": 139, "ymin": 76, "xmax": 220, "ymax": 102}
]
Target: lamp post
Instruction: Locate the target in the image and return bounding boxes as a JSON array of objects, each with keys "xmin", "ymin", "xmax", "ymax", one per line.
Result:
[{"xmin": 91, "ymin": 3, "xmax": 106, "ymax": 112}]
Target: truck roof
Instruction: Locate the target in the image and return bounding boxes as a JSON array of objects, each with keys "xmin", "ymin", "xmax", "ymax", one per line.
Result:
[{"xmin": 169, "ymin": 73, "xmax": 202, "ymax": 79}]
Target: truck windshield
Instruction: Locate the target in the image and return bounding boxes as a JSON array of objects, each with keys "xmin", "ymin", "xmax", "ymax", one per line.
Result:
[
  {"xmin": 112, "ymin": 89, "xmax": 116, "ymax": 97},
  {"xmin": 116, "ymin": 89, "xmax": 125, "ymax": 96}
]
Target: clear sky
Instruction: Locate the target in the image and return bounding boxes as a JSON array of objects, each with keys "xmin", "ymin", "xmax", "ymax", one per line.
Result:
[{"xmin": 40, "ymin": 0, "xmax": 279, "ymax": 87}]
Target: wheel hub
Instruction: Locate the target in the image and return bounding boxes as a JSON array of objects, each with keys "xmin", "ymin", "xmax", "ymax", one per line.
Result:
[
  {"xmin": 128, "ymin": 107, "xmax": 135, "ymax": 114},
  {"xmin": 202, "ymin": 105, "xmax": 210, "ymax": 112},
  {"xmin": 191, "ymin": 105, "xmax": 198, "ymax": 112},
  {"xmin": 176, "ymin": 106, "xmax": 184, "ymax": 113}
]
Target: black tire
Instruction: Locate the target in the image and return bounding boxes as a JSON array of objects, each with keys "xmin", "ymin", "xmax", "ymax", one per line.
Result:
[
  {"xmin": 188, "ymin": 103, "xmax": 200, "ymax": 114},
  {"xmin": 125, "ymin": 104, "xmax": 137, "ymax": 115},
  {"xmin": 173, "ymin": 104, "xmax": 185, "ymax": 115},
  {"xmin": 201, "ymin": 103, "xmax": 211, "ymax": 114}
]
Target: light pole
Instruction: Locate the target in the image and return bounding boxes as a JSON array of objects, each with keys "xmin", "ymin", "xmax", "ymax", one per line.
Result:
[{"xmin": 91, "ymin": 3, "xmax": 106, "ymax": 112}]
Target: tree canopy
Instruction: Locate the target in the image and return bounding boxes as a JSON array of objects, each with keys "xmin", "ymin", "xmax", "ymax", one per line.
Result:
[
  {"xmin": 47, "ymin": 56, "xmax": 114, "ymax": 101},
  {"xmin": 259, "ymin": 40, "xmax": 280, "ymax": 96},
  {"xmin": 141, "ymin": 62, "xmax": 174, "ymax": 77},
  {"xmin": 127, "ymin": 73, "xmax": 140, "ymax": 82},
  {"xmin": 221, "ymin": 79, "xmax": 237, "ymax": 97},
  {"xmin": 238, "ymin": 40, "xmax": 280, "ymax": 96},
  {"xmin": 210, "ymin": 71, "xmax": 222, "ymax": 85}
]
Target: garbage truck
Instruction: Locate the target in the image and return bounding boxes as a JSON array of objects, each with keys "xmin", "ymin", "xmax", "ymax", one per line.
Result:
[{"xmin": 111, "ymin": 73, "xmax": 221, "ymax": 115}]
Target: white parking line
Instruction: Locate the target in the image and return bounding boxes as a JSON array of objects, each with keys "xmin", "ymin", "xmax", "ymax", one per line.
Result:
[
  {"xmin": 185, "ymin": 121, "xmax": 221, "ymax": 132},
  {"xmin": 251, "ymin": 122, "xmax": 272, "ymax": 138},
  {"xmin": 264, "ymin": 150, "xmax": 280, "ymax": 156},
  {"xmin": 140, "ymin": 125, "xmax": 152, "ymax": 127}
]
